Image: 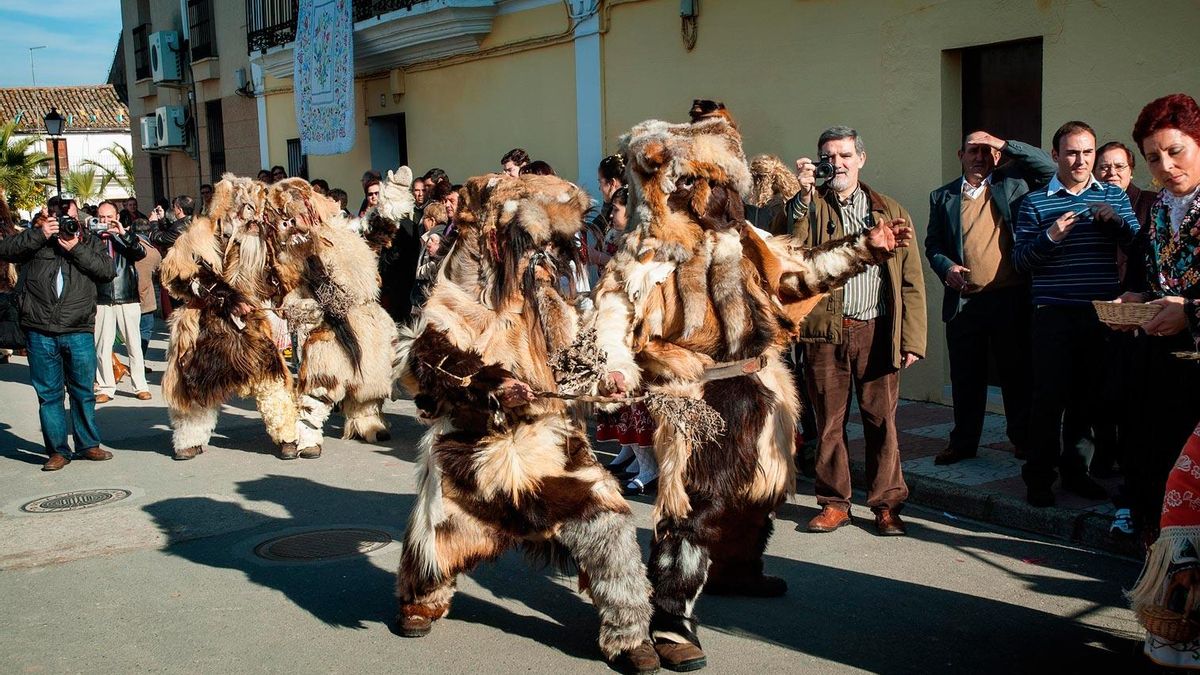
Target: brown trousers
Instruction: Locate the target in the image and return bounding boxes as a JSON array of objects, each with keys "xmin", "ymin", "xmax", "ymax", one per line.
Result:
[{"xmin": 804, "ymin": 317, "xmax": 908, "ymax": 512}]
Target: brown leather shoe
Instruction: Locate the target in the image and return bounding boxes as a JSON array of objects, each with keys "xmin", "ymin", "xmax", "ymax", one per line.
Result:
[
  {"xmin": 396, "ymin": 614, "xmax": 432, "ymax": 638},
  {"xmin": 79, "ymin": 447, "xmax": 113, "ymax": 461},
  {"xmin": 174, "ymin": 445, "xmax": 203, "ymax": 461},
  {"xmin": 278, "ymin": 442, "xmax": 300, "ymax": 460},
  {"xmin": 807, "ymin": 506, "xmax": 851, "ymax": 533},
  {"xmin": 135, "ymin": 391, "xmax": 152, "ymax": 401},
  {"xmin": 874, "ymin": 508, "xmax": 907, "ymax": 536},
  {"xmin": 654, "ymin": 640, "xmax": 706, "ymax": 672},
  {"xmin": 298, "ymin": 445, "xmax": 322, "ymax": 459},
  {"xmin": 612, "ymin": 640, "xmax": 661, "ymax": 674},
  {"xmin": 934, "ymin": 447, "xmax": 976, "ymax": 465},
  {"xmin": 95, "ymin": 393, "xmax": 112, "ymax": 404},
  {"xmin": 42, "ymin": 453, "xmax": 70, "ymax": 471}
]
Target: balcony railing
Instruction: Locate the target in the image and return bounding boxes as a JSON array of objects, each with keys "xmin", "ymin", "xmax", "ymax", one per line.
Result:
[
  {"xmin": 188, "ymin": 0, "xmax": 218, "ymax": 60},
  {"xmin": 245, "ymin": 0, "xmax": 431, "ymax": 53},
  {"xmin": 132, "ymin": 23, "xmax": 151, "ymax": 79}
]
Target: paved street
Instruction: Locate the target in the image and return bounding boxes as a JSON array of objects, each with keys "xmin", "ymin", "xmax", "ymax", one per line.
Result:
[{"xmin": 0, "ymin": 332, "xmax": 1150, "ymax": 673}]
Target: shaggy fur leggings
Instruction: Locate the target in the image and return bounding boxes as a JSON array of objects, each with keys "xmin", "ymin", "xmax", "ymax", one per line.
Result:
[
  {"xmin": 169, "ymin": 376, "xmax": 298, "ymax": 451},
  {"xmin": 397, "ymin": 505, "xmax": 653, "ymax": 659},
  {"xmin": 648, "ymin": 498, "xmax": 776, "ymax": 647}
]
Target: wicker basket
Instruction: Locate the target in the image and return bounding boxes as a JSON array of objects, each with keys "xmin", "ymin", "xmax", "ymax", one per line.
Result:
[
  {"xmin": 1093, "ymin": 300, "xmax": 1162, "ymax": 326},
  {"xmin": 1138, "ymin": 604, "xmax": 1200, "ymax": 643}
]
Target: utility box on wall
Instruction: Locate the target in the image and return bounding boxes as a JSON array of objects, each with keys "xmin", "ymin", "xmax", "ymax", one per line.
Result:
[{"xmin": 149, "ymin": 31, "xmax": 181, "ymax": 83}]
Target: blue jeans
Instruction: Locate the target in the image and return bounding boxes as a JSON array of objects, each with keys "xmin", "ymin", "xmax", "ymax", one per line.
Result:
[
  {"xmin": 26, "ymin": 329, "xmax": 102, "ymax": 458},
  {"xmin": 140, "ymin": 311, "xmax": 155, "ymax": 354}
]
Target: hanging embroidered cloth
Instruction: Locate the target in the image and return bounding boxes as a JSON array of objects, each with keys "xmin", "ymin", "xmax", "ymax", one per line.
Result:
[{"xmin": 294, "ymin": 0, "xmax": 355, "ymax": 155}]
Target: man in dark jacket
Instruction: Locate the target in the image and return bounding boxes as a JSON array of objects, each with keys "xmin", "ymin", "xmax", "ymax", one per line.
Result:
[
  {"xmin": 147, "ymin": 195, "xmax": 193, "ymax": 251},
  {"xmin": 0, "ymin": 198, "xmax": 116, "ymax": 470},
  {"xmin": 94, "ymin": 201, "xmax": 149, "ymax": 403},
  {"xmin": 924, "ymin": 132, "xmax": 1056, "ymax": 466}
]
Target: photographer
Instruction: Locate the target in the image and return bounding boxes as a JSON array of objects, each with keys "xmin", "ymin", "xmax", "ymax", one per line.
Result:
[
  {"xmin": 0, "ymin": 196, "xmax": 115, "ymax": 471},
  {"xmin": 148, "ymin": 195, "xmax": 193, "ymax": 252},
  {"xmin": 93, "ymin": 201, "xmax": 150, "ymax": 403}
]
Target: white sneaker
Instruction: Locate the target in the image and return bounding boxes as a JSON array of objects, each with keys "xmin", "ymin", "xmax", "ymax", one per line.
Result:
[{"xmin": 1110, "ymin": 508, "xmax": 1134, "ymax": 537}]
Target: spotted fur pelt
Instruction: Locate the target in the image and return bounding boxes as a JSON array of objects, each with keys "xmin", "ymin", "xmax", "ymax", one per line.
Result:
[
  {"xmin": 160, "ymin": 174, "xmax": 298, "ymax": 454},
  {"xmin": 589, "ymin": 115, "xmax": 898, "ymax": 650},
  {"xmin": 392, "ymin": 173, "xmax": 652, "ymax": 661}
]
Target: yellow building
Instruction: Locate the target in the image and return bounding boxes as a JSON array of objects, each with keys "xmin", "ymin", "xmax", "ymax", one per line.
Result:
[{"xmin": 121, "ymin": 0, "xmax": 1200, "ymax": 402}]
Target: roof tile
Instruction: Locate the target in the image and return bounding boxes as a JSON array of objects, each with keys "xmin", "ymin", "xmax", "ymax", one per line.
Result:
[{"xmin": 0, "ymin": 84, "xmax": 130, "ymax": 133}]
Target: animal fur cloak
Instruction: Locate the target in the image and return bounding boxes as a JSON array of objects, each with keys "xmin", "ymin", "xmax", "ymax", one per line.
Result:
[
  {"xmin": 267, "ymin": 177, "xmax": 400, "ymax": 457},
  {"xmin": 588, "ymin": 116, "xmax": 905, "ymax": 667},
  {"xmin": 160, "ymin": 175, "xmax": 299, "ymax": 458},
  {"xmin": 393, "ymin": 174, "xmax": 659, "ymax": 672}
]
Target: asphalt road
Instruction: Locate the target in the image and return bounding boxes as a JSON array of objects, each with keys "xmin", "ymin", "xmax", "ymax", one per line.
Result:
[{"xmin": 0, "ymin": 342, "xmax": 1150, "ymax": 674}]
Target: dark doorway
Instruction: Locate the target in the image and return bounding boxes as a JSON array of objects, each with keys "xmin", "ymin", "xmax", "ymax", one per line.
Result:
[
  {"xmin": 368, "ymin": 113, "xmax": 408, "ymax": 173},
  {"xmin": 150, "ymin": 155, "xmax": 165, "ymax": 205},
  {"xmin": 961, "ymin": 38, "xmax": 1043, "ymax": 147}
]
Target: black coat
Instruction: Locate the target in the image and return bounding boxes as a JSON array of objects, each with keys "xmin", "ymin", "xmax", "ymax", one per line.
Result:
[
  {"xmin": 96, "ymin": 230, "xmax": 146, "ymax": 305},
  {"xmin": 0, "ymin": 228, "xmax": 116, "ymax": 334}
]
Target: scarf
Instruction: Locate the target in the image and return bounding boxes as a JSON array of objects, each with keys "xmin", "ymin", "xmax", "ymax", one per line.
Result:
[{"xmin": 1149, "ymin": 189, "xmax": 1200, "ymax": 295}]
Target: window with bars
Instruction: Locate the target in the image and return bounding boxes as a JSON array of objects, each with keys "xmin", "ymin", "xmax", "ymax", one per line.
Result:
[
  {"xmin": 206, "ymin": 100, "xmax": 226, "ymax": 181},
  {"xmin": 132, "ymin": 23, "xmax": 151, "ymax": 80},
  {"xmin": 286, "ymin": 138, "xmax": 308, "ymax": 180},
  {"xmin": 189, "ymin": 0, "xmax": 218, "ymax": 60}
]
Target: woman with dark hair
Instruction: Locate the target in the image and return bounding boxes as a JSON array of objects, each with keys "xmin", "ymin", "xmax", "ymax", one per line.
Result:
[
  {"xmin": 1123, "ymin": 93, "xmax": 1200, "ymax": 668},
  {"xmin": 519, "ymin": 160, "xmax": 555, "ymax": 176}
]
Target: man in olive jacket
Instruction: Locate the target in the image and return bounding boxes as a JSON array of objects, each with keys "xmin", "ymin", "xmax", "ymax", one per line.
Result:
[
  {"xmin": 924, "ymin": 132, "xmax": 1055, "ymax": 466},
  {"xmin": 0, "ymin": 199, "xmax": 116, "ymax": 470},
  {"xmin": 788, "ymin": 126, "xmax": 927, "ymax": 537}
]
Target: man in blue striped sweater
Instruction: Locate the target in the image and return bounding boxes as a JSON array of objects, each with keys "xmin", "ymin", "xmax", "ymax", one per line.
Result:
[{"xmin": 1012, "ymin": 120, "xmax": 1139, "ymax": 507}]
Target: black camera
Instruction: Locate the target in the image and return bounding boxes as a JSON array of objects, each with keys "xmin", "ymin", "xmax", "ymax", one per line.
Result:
[
  {"xmin": 814, "ymin": 158, "xmax": 836, "ymax": 180},
  {"xmin": 58, "ymin": 215, "xmax": 81, "ymax": 238}
]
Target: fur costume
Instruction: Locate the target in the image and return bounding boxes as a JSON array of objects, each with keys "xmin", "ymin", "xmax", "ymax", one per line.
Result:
[
  {"xmin": 160, "ymin": 175, "xmax": 299, "ymax": 457},
  {"xmin": 361, "ymin": 167, "xmax": 421, "ymax": 320},
  {"xmin": 393, "ymin": 173, "xmax": 656, "ymax": 669},
  {"xmin": 266, "ymin": 178, "xmax": 400, "ymax": 456},
  {"xmin": 588, "ymin": 116, "xmax": 901, "ymax": 663}
]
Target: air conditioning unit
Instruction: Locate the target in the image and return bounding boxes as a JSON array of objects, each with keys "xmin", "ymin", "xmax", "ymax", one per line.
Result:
[
  {"xmin": 149, "ymin": 31, "xmax": 181, "ymax": 83},
  {"xmin": 154, "ymin": 106, "xmax": 187, "ymax": 148},
  {"xmin": 140, "ymin": 115, "xmax": 159, "ymax": 150}
]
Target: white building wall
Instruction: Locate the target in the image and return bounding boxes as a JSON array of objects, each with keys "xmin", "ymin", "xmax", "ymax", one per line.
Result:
[{"xmin": 12, "ymin": 131, "xmax": 134, "ymax": 203}]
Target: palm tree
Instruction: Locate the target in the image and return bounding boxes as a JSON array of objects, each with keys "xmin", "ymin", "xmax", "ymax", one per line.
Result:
[
  {"xmin": 82, "ymin": 143, "xmax": 135, "ymax": 197},
  {"xmin": 0, "ymin": 120, "xmax": 50, "ymax": 211},
  {"xmin": 61, "ymin": 168, "xmax": 102, "ymax": 205}
]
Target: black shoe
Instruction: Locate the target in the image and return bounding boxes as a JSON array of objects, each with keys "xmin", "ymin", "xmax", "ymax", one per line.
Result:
[
  {"xmin": 934, "ymin": 447, "xmax": 976, "ymax": 466},
  {"xmin": 1062, "ymin": 475, "xmax": 1108, "ymax": 500},
  {"xmin": 606, "ymin": 455, "xmax": 636, "ymax": 475},
  {"xmin": 1026, "ymin": 486, "xmax": 1055, "ymax": 508}
]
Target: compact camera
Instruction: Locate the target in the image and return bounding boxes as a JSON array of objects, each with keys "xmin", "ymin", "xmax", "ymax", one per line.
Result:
[{"xmin": 59, "ymin": 215, "xmax": 106, "ymax": 238}]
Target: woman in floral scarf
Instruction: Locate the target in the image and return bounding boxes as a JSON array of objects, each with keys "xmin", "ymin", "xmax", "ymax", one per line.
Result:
[{"xmin": 1124, "ymin": 93, "xmax": 1200, "ymax": 668}]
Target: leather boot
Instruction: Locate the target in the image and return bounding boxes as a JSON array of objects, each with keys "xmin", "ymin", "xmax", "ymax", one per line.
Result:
[
  {"xmin": 78, "ymin": 447, "xmax": 113, "ymax": 461},
  {"xmin": 174, "ymin": 446, "xmax": 204, "ymax": 461},
  {"xmin": 42, "ymin": 453, "xmax": 70, "ymax": 471},
  {"xmin": 396, "ymin": 614, "xmax": 432, "ymax": 638},
  {"xmin": 278, "ymin": 442, "xmax": 300, "ymax": 460},
  {"xmin": 807, "ymin": 506, "xmax": 851, "ymax": 533},
  {"xmin": 611, "ymin": 640, "xmax": 661, "ymax": 674},
  {"xmin": 654, "ymin": 640, "xmax": 706, "ymax": 672},
  {"xmin": 298, "ymin": 445, "xmax": 322, "ymax": 459}
]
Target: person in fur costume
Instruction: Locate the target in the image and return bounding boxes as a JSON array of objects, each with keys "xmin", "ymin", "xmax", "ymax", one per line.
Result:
[
  {"xmin": 588, "ymin": 115, "xmax": 911, "ymax": 670},
  {"xmin": 265, "ymin": 178, "xmax": 400, "ymax": 457},
  {"xmin": 159, "ymin": 175, "xmax": 300, "ymax": 460},
  {"xmin": 359, "ymin": 167, "xmax": 421, "ymax": 321},
  {"xmin": 392, "ymin": 174, "xmax": 661, "ymax": 674}
]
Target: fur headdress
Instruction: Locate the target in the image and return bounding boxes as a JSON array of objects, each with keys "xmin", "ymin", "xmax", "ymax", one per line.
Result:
[
  {"xmin": 377, "ymin": 166, "xmax": 416, "ymax": 224},
  {"xmin": 207, "ymin": 173, "xmax": 269, "ymax": 233},
  {"xmin": 748, "ymin": 154, "xmax": 801, "ymax": 208}
]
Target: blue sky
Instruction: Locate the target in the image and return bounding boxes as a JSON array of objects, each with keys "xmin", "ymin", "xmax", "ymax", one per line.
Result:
[{"xmin": 0, "ymin": 0, "xmax": 123, "ymax": 87}]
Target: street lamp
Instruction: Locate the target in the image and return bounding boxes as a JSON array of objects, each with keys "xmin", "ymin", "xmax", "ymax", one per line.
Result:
[{"xmin": 43, "ymin": 107, "xmax": 65, "ymax": 197}]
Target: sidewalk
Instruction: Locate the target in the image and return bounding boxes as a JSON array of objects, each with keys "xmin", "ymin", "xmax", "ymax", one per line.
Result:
[{"xmin": 829, "ymin": 399, "xmax": 1137, "ymax": 557}]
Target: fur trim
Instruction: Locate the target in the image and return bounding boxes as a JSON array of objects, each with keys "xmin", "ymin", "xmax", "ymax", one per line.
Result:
[{"xmin": 748, "ymin": 154, "xmax": 800, "ymax": 208}]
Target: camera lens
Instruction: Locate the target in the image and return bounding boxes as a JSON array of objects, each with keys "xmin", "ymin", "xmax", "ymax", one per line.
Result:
[{"xmin": 814, "ymin": 161, "xmax": 836, "ymax": 180}]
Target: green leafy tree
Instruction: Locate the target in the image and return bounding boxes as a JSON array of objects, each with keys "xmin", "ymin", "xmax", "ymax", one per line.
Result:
[
  {"xmin": 82, "ymin": 143, "xmax": 135, "ymax": 197},
  {"xmin": 0, "ymin": 120, "xmax": 50, "ymax": 211},
  {"xmin": 61, "ymin": 167, "xmax": 102, "ymax": 205}
]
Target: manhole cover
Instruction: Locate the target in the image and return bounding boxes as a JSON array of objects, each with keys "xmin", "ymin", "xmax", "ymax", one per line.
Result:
[
  {"xmin": 254, "ymin": 528, "xmax": 392, "ymax": 562},
  {"xmin": 22, "ymin": 489, "xmax": 131, "ymax": 513}
]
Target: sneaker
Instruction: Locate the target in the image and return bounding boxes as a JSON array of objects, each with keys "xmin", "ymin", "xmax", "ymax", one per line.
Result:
[{"xmin": 1110, "ymin": 508, "xmax": 1135, "ymax": 537}]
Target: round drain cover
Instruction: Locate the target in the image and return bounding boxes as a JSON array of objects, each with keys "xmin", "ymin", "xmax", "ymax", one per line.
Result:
[
  {"xmin": 254, "ymin": 528, "xmax": 392, "ymax": 562},
  {"xmin": 22, "ymin": 489, "xmax": 131, "ymax": 513}
]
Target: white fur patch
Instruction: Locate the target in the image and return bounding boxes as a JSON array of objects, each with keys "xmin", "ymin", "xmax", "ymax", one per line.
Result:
[
  {"xmin": 502, "ymin": 199, "xmax": 519, "ymax": 215},
  {"xmin": 409, "ymin": 419, "xmax": 450, "ymax": 580}
]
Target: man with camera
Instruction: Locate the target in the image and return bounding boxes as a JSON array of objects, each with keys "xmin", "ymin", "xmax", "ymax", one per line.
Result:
[
  {"xmin": 93, "ymin": 200, "xmax": 150, "ymax": 403},
  {"xmin": 924, "ymin": 132, "xmax": 1055, "ymax": 467},
  {"xmin": 788, "ymin": 126, "xmax": 927, "ymax": 537},
  {"xmin": 147, "ymin": 195, "xmax": 193, "ymax": 252},
  {"xmin": 0, "ymin": 196, "xmax": 116, "ymax": 470}
]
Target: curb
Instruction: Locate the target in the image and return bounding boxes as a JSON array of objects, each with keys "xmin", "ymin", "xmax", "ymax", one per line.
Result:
[{"xmin": 840, "ymin": 456, "xmax": 1142, "ymax": 558}]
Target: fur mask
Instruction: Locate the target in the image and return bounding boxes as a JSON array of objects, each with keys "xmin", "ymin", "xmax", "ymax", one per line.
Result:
[
  {"xmin": 619, "ymin": 117, "xmax": 752, "ymax": 260},
  {"xmin": 748, "ymin": 154, "xmax": 801, "ymax": 208},
  {"xmin": 207, "ymin": 173, "xmax": 269, "ymax": 237},
  {"xmin": 376, "ymin": 166, "xmax": 416, "ymax": 224}
]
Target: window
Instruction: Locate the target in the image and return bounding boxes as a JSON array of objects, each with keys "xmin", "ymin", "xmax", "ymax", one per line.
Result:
[
  {"xmin": 45, "ymin": 139, "xmax": 68, "ymax": 177},
  {"xmin": 150, "ymin": 155, "xmax": 166, "ymax": 205},
  {"xmin": 205, "ymin": 100, "xmax": 226, "ymax": 181},
  {"xmin": 961, "ymin": 38, "xmax": 1043, "ymax": 146},
  {"xmin": 286, "ymin": 138, "xmax": 308, "ymax": 179},
  {"xmin": 132, "ymin": 23, "xmax": 152, "ymax": 80},
  {"xmin": 189, "ymin": 0, "xmax": 218, "ymax": 60}
]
